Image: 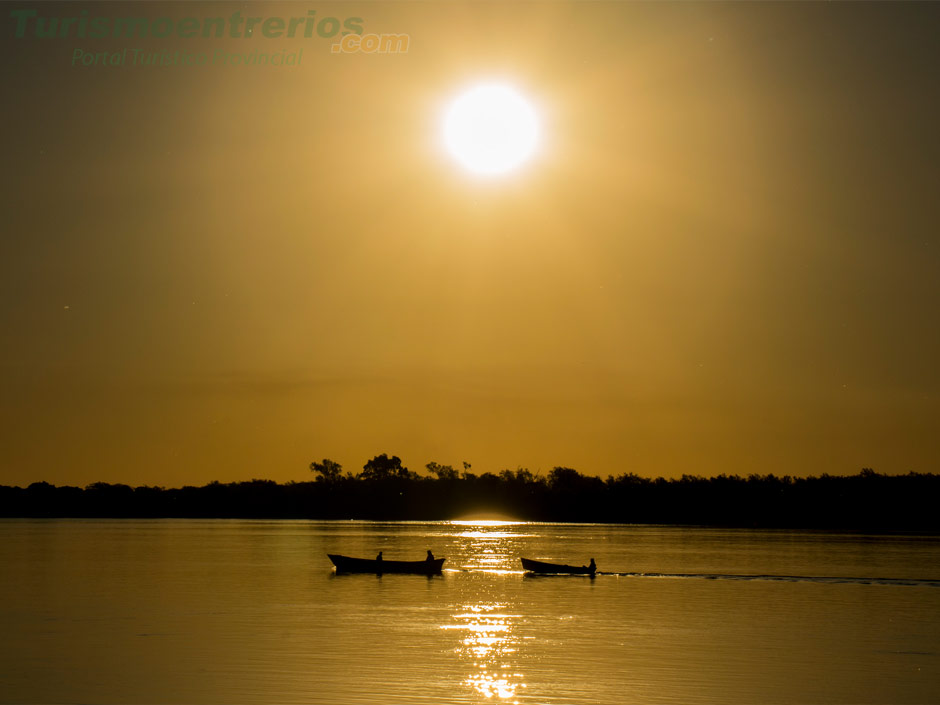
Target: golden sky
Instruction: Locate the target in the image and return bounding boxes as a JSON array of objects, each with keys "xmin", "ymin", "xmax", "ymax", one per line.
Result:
[{"xmin": 1, "ymin": 1, "xmax": 938, "ymax": 487}]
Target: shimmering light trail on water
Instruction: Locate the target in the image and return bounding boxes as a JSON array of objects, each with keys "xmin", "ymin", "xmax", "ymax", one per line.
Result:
[{"xmin": 444, "ymin": 603, "xmax": 527, "ymax": 701}]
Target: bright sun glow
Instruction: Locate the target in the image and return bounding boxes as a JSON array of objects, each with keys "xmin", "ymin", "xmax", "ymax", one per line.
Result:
[
  {"xmin": 450, "ymin": 518, "xmax": 521, "ymax": 526},
  {"xmin": 443, "ymin": 83, "xmax": 540, "ymax": 176}
]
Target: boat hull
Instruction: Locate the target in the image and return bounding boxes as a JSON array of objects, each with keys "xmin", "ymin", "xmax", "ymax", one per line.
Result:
[
  {"xmin": 328, "ymin": 554, "xmax": 445, "ymax": 574},
  {"xmin": 521, "ymin": 557, "xmax": 596, "ymax": 575}
]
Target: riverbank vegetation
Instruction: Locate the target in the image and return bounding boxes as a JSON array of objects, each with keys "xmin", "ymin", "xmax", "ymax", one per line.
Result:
[{"xmin": 1, "ymin": 457, "xmax": 936, "ymax": 530}]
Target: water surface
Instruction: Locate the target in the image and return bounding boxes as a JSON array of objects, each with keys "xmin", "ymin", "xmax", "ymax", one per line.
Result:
[{"xmin": 1, "ymin": 520, "xmax": 938, "ymax": 703}]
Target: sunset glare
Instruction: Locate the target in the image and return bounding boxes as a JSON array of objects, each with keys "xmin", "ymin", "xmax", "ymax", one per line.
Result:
[{"xmin": 442, "ymin": 83, "xmax": 540, "ymax": 175}]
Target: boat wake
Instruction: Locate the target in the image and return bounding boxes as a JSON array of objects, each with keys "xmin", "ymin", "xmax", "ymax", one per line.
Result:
[
  {"xmin": 441, "ymin": 567, "xmax": 940, "ymax": 586},
  {"xmin": 603, "ymin": 572, "xmax": 940, "ymax": 587}
]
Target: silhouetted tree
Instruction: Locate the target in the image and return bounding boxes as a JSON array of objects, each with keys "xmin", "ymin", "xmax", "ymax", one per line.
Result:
[
  {"xmin": 361, "ymin": 453, "xmax": 410, "ymax": 480},
  {"xmin": 426, "ymin": 462, "xmax": 459, "ymax": 480},
  {"xmin": 461, "ymin": 461, "xmax": 476, "ymax": 481},
  {"xmin": 500, "ymin": 467, "xmax": 537, "ymax": 484},
  {"xmin": 310, "ymin": 458, "xmax": 343, "ymax": 482},
  {"xmin": 548, "ymin": 466, "xmax": 583, "ymax": 488}
]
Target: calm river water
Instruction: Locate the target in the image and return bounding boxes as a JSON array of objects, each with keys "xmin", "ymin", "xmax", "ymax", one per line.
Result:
[{"xmin": 1, "ymin": 520, "xmax": 938, "ymax": 704}]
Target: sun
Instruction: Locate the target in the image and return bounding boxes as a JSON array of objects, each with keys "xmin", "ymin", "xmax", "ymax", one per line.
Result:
[{"xmin": 442, "ymin": 83, "xmax": 541, "ymax": 176}]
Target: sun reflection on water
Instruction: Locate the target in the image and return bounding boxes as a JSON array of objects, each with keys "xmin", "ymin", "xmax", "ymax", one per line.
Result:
[
  {"xmin": 444, "ymin": 603, "xmax": 527, "ymax": 701},
  {"xmin": 447, "ymin": 520, "xmax": 528, "ymax": 573},
  {"xmin": 456, "ymin": 531, "xmax": 528, "ymax": 540},
  {"xmin": 440, "ymin": 519, "xmax": 530, "ymax": 699}
]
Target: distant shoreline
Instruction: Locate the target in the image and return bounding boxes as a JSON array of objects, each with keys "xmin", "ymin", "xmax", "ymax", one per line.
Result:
[{"xmin": 3, "ymin": 469, "xmax": 937, "ymax": 531}]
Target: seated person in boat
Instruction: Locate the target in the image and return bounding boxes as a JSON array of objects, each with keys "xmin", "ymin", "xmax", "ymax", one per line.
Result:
[{"xmin": 426, "ymin": 549, "xmax": 435, "ymax": 561}]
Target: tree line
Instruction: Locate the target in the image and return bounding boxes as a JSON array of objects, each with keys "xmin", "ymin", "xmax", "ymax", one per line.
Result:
[{"xmin": 1, "ymin": 455, "xmax": 936, "ymax": 530}]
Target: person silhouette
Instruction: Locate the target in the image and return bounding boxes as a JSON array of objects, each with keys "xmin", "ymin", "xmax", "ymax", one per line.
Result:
[
  {"xmin": 588, "ymin": 558, "xmax": 596, "ymax": 573},
  {"xmin": 376, "ymin": 551, "xmax": 383, "ymax": 562},
  {"xmin": 426, "ymin": 549, "xmax": 435, "ymax": 561}
]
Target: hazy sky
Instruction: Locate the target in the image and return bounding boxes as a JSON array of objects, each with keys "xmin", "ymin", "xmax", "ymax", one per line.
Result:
[{"xmin": 1, "ymin": 1, "xmax": 938, "ymax": 487}]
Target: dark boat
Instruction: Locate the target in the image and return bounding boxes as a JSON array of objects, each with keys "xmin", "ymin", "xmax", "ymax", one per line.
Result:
[
  {"xmin": 521, "ymin": 557, "xmax": 596, "ymax": 576},
  {"xmin": 328, "ymin": 554, "xmax": 445, "ymax": 575}
]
